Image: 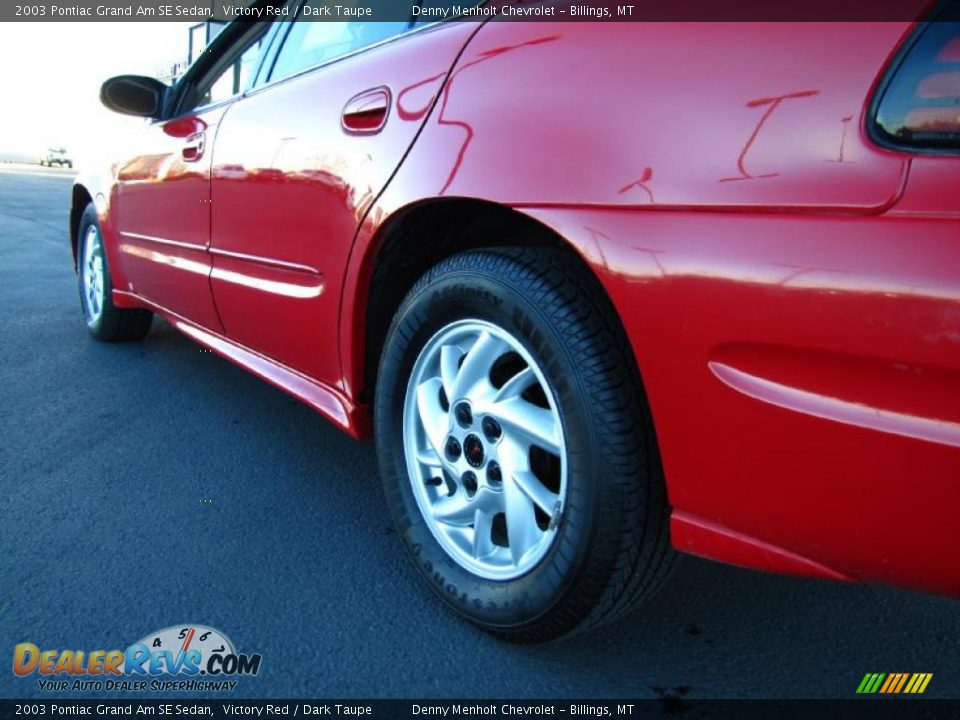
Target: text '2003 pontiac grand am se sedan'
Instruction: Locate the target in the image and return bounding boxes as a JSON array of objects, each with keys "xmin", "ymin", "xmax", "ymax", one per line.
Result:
[{"xmin": 71, "ymin": 2, "xmax": 959, "ymax": 641}]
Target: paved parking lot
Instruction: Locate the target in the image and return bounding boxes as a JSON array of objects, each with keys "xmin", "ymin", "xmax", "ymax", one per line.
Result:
[{"xmin": 0, "ymin": 165, "xmax": 957, "ymax": 700}]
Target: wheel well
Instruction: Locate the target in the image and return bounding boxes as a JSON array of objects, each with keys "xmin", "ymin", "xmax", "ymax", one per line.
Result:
[
  {"xmin": 362, "ymin": 198, "xmax": 584, "ymax": 403},
  {"xmin": 70, "ymin": 185, "xmax": 93, "ymax": 270}
]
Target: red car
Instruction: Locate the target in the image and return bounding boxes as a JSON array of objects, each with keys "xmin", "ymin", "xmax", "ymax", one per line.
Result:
[{"xmin": 74, "ymin": 3, "xmax": 959, "ymax": 641}]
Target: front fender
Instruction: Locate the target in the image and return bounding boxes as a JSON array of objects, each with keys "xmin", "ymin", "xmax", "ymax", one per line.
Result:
[{"xmin": 70, "ymin": 164, "xmax": 116, "ymax": 272}]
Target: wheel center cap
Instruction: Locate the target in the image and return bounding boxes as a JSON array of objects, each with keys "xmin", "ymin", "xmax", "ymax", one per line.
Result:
[{"xmin": 463, "ymin": 434, "xmax": 484, "ymax": 468}]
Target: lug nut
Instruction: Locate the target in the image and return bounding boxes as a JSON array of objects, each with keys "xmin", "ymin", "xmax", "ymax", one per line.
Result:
[
  {"xmin": 445, "ymin": 436, "xmax": 462, "ymax": 460},
  {"xmin": 462, "ymin": 471, "xmax": 478, "ymax": 496},
  {"xmin": 481, "ymin": 417, "xmax": 502, "ymax": 442},
  {"xmin": 454, "ymin": 402, "xmax": 473, "ymax": 427},
  {"xmin": 487, "ymin": 461, "xmax": 502, "ymax": 486}
]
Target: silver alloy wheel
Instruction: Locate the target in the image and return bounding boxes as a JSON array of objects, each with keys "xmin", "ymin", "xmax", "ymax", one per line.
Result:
[
  {"xmin": 81, "ymin": 224, "xmax": 105, "ymax": 326},
  {"xmin": 403, "ymin": 319, "xmax": 567, "ymax": 581}
]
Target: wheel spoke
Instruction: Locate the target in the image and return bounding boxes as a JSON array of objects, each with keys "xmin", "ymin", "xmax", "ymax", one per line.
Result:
[
  {"xmin": 490, "ymin": 396, "xmax": 561, "ymax": 455},
  {"xmin": 416, "ymin": 377, "xmax": 449, "ymax": 459},
  {"xmin": 439, "ymin": 344, "xmax": 463, "ymax": 402},
  {"xmin": 491, "ymin": 366, "xmax": 535, "ymax": 403},
  {"xmin": 472, "ymin": 508, "xmax": 496, "ymax": 560},
  {"xmin": 503, "ymin": 474, "xmax": 541, "ymax": 565},
  {"xmin": 513, "ymin": 470, "xmax": 560, "ymax": 516},
  {"xmin": 449, "ymin": 330, "xmax": 505, "ymax": 401},
  {"xmin": 416, "ymin": 447, "xmax": 442, "ymax": 467},
  {"xmin": 432, "ymin": 492, "xmax": 474, "ymax": 526}
]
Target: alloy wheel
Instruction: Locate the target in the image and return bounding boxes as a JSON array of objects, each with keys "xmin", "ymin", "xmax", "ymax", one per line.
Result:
[
  {"xmin": 81, "ymin": 224, "xmax": 105, "ymax": 326},
  {"xmin": 402, "ymin": 319, "xmax": 567, "ymax": 581}
]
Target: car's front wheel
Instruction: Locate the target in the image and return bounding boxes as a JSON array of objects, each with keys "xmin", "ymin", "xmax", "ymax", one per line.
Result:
[
  {"xmin": 375, "ymin": 248, "xmax": 674, "ymax": 642},
  {"xmin": 77, "ymin": 202, "xmax": 153, "ymax": 342}
]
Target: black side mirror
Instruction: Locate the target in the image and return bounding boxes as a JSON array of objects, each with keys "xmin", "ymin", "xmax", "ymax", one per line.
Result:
[{"xmin": 100, "ymin": 75, "xmax": 168, "ymax": 118}]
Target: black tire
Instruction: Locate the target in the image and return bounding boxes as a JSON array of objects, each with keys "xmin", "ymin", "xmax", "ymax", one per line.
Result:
[
  {"xmin": 77, "ymin": 202, "xmax": 153, "ymax": 342},
  {"xmin": 375, "ymin": 248, "xmax": 674, "ymax": 642}
]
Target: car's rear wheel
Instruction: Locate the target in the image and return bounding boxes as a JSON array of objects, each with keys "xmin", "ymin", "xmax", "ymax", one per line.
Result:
[
  {"xmin": 375, "ymin": 248, "xmax": 674, "ymax": 642},
  {"xmin": 77, "ymin": 202, "xmax": 153, "ymax": 342}
]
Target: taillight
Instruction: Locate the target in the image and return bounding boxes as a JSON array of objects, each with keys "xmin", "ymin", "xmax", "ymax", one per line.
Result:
[{"xmin": 873, "ymin": 5, "xmax": 960, "ymax": 151}]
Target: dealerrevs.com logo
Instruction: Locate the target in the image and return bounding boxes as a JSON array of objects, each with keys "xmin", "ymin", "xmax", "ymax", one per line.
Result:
[{"xmin": 13, "ymin": 625, "xmax": 261, "ymax": 692}]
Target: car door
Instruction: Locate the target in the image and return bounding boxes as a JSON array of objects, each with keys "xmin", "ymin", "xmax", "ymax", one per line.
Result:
[
  {"xmin": 111, "ymin": 20, "xmax": 278, "ymax": 332},
  {"xmin": 208, "ymin": 5, "xmax": 479, "ymax": 388}
]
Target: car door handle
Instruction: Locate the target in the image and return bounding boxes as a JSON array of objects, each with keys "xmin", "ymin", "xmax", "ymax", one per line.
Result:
[
  {"xmin": 342, "ymin": 87, "xmax": 391, "ymax": 134},
  {"xmin": 182, "ymin": 131, "xmax": 206, "ymax": 162}
]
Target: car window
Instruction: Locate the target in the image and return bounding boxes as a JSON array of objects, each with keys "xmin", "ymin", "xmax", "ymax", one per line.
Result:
[
  {"xmin": 202, "ymin": 35, "xmax": 266, "ymax": 107},
  {"xmin": 174, "ymin": 20, "xmax": 276, "ymax": 116},
  {"xmin": 269, "ymin": 6, "xmax": 408, "ymax": 82}
]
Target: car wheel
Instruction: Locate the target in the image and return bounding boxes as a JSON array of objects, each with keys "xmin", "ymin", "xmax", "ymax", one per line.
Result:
[
  {"xmin": 77, "ymin": 202, "xmax": 153, "ymax": 342},
  {"xmin": 375, "ymin": 248, "xmax": 674, "ymax": 642}
]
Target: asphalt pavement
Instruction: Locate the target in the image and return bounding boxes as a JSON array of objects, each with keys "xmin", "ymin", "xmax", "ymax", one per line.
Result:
[{"xmin": 0, "ymin": 165, "xmax": 957, "ymax": 700}]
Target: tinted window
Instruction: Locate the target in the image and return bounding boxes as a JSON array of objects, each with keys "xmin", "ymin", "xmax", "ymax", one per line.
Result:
[
  {"xmin": 178, "ymin": 23, "xmax": 273, "ymax": 114},
  {"xmin": 269, "ymin": 6, "xmax": 407, "ymax": 82},
  {"xmin": 205, "ymin": 39, "xmax": 265, "ymax": 106},
  {"xmin": 873, "ymin": 9, "xmax": 960, "ymax": 152}
]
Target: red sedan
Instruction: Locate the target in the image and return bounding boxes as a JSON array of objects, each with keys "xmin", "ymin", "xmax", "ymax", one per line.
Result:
[{"xmin": 73, "ymin": 3, "xmax": 960, "ymax": 641}]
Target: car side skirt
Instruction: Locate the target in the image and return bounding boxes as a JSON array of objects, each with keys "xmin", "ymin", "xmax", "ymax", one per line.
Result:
[{"xmin": 112, "ymin": 289, "xmax": 372, "ymax": 440}]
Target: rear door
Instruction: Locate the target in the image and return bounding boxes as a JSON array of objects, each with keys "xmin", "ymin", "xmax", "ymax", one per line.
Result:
[{"xmin": 208, "ymin": 5, "xmax": 478, "ymax": 387}]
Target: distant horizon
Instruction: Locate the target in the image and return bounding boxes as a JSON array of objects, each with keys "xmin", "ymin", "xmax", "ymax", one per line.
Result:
[{"xmin": 0, "ymin": 22, "xmax": 193, "ymax": 168}]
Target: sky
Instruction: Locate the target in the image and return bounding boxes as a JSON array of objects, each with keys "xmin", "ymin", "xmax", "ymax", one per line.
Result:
[{"xmin": 0, "ymin": 23, "xmax": 194, "ymax": 166}]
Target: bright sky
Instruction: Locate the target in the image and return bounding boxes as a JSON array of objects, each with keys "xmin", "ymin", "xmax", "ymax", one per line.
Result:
[{"xmin": 0, "ymin": 23, "xmax": 193, "ymax": 166}]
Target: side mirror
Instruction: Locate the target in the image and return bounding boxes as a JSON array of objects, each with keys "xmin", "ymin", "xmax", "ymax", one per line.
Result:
[{"xmin": 100, "ymin": 75, "xmax": 168, "ymax": 118}]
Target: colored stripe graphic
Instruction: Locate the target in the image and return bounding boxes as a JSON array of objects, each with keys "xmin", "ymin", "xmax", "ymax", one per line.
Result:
[
  {"xmin": 857, "ymin": 673, "xmax": 932, "ymax": 694},
  {"xmin": 857, "ymin": 673, "xmax": 886, "ymax": 694},
  {"xmin": 893, "ymin": 673, "xmax": 910, "ymax": 693},
  {"xmin": 881, "ymin": 673, "xmax": 906, "ymax": 693},
  {"xmin": 908, "ymin": 673, "xmax": 933, "ymax": 694},
  {"xmin": 879, "ymin": 674, "xmax": 895, "ymax": 693}
]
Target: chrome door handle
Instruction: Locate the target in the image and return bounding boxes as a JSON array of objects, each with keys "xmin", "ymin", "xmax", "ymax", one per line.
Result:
[
  {"xmin": 342, "ymin": 87, "xmax": 391, "ymax": 134},
  {"xmin": 182, "ymin": 131, "xmax": 206, "ymax": 162}
]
